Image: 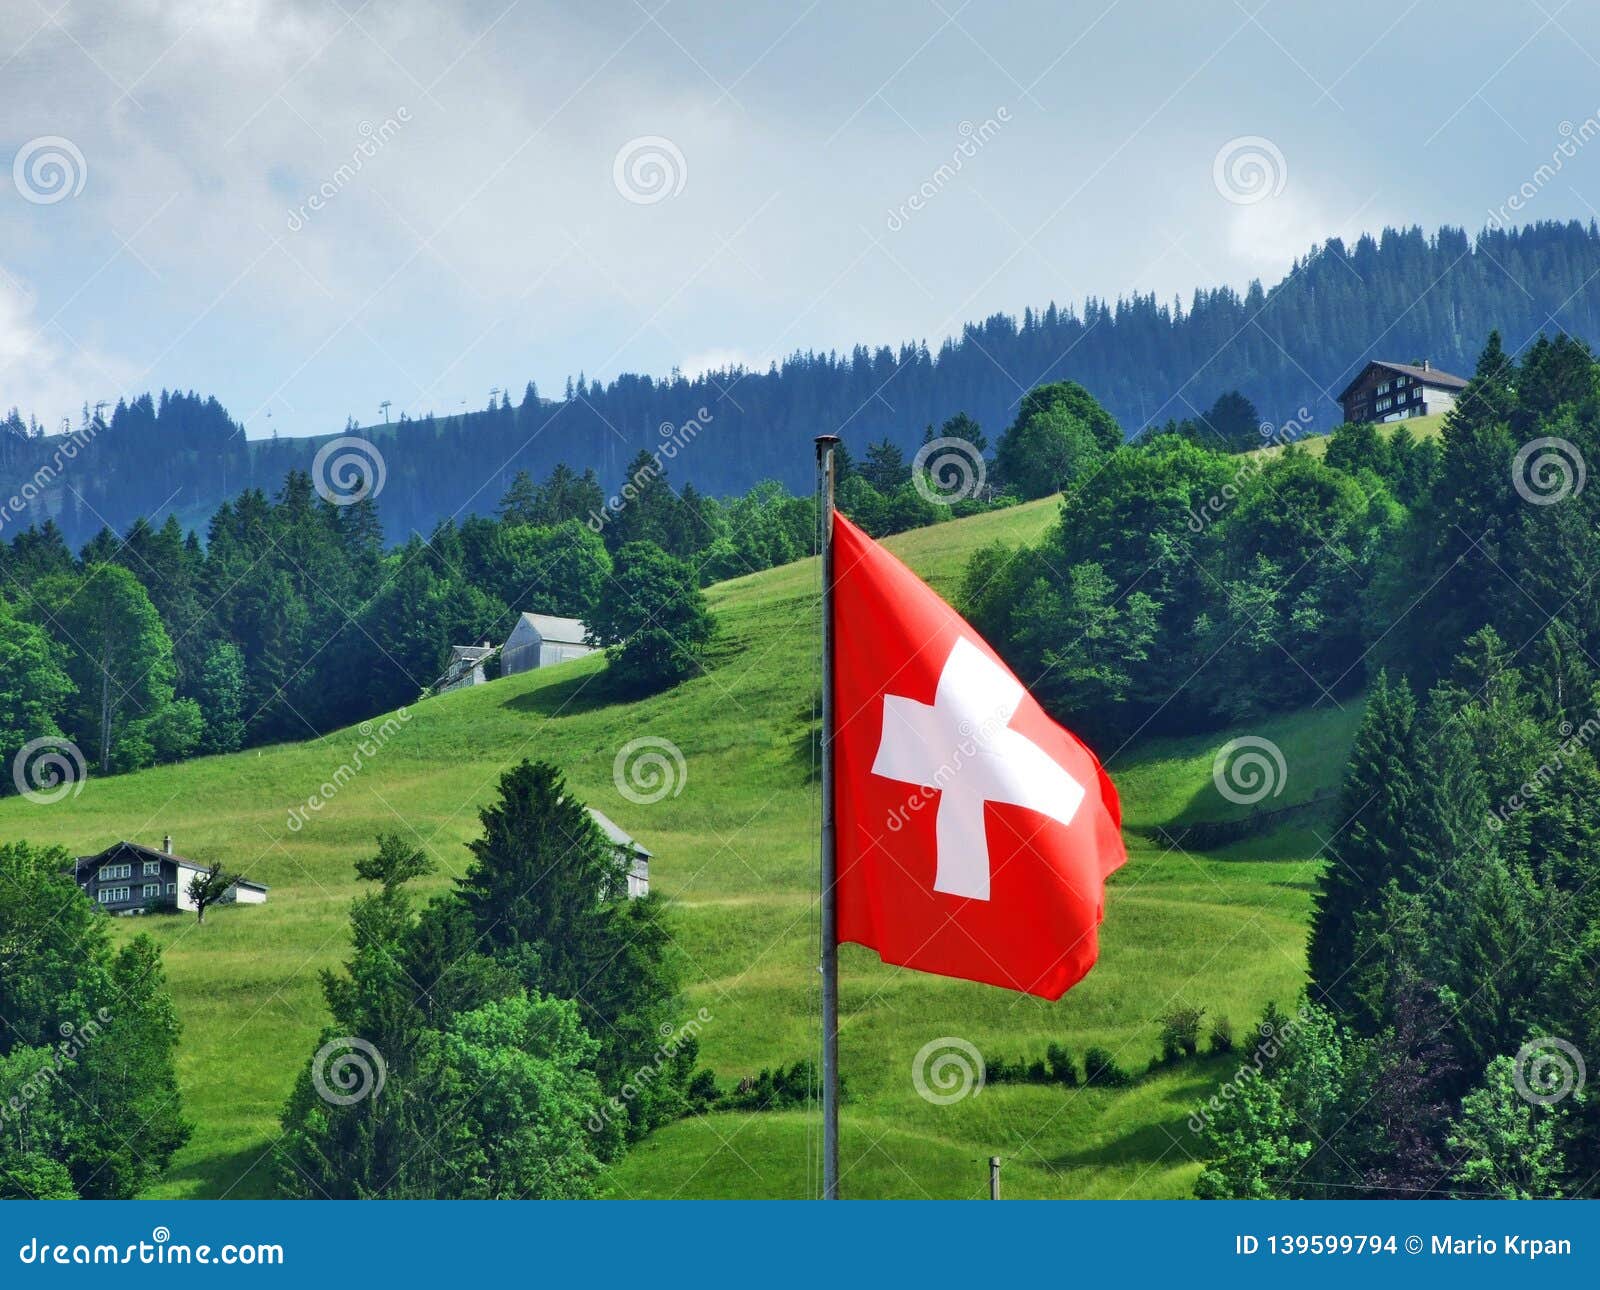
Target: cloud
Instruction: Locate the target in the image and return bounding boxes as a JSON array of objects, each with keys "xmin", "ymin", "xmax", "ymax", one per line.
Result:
[
  {"xmin": 0, "ymin": 270, "xmax": 138, "ymax": 426},
  {"xmin": 677, "ymin": 347, "xmax": 767, "ymax": 378}
]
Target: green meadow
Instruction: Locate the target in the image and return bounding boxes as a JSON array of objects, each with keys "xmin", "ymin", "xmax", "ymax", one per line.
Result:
[{"xmin": 0, "ymin": 495, "xmax": 1356, "ymax": 1200}]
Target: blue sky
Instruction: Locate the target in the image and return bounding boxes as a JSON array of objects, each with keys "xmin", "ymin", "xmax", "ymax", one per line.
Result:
[{"xmin": 3, "ymin": 0, "xmax": 1600, "ymax": 438}]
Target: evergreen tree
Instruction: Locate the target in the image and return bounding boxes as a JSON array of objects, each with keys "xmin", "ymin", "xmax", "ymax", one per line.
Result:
[
  {"xmin": 195, "ymin": 641, "xmax": 246, "ymax": 754},
  {"xmin": 860, "ymin": 438, "xmax": 908, "ymax": 492},
  {"xmin": 454, "ymin": 761, "xmax": 686, "ymax": 1140},
  {"xmin": 496, "ymin": 470, "xmax": 539, "ymax": 525},
  {"xmin": 1307, "ymin": 672, "xmax": 1416, "ymax": 1015}
]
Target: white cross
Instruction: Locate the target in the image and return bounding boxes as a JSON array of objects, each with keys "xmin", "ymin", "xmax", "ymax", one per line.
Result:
[{"xmin": 872, "ymin": 637, "xmax": 1086, "ymax": 900}]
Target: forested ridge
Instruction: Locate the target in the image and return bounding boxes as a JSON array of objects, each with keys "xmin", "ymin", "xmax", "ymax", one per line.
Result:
[{"xmin": 11, "ymin": 220, "xmax": 1600, "ymax": 548}]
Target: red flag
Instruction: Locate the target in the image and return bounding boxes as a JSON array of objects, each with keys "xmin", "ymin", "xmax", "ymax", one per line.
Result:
[{"xmin": 831, "ymin": 512, "xmax": 1126, "ymax": 999}]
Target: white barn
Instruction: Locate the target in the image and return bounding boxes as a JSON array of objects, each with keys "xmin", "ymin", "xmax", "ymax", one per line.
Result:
[
  {"xmin": 588, "ymin": 808, "xmax": 651, "ymax": 898},
  {"xmin": 502, "ymin": 612, "xmax": 594, "ymax": 675}
]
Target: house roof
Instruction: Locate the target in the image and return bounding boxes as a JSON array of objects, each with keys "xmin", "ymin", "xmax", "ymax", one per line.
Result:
[
  {"xmin": 586, "ymin": 808, "xmax": 652, "ymax": 858},
  {"xmin": 72, "ymin": 841, "xmax": 268, "ymax": 891},
  {"xmin": 449, "ymin": 644, "xmax": 495, "ymax": 662},
  {"xmin": 75, "ymin": 839, "xmax": 195, "ymax": 871},
  {"xmin": 1337, "ymin": 360, "xmax": 1469, "ymax": 403},
  {"xmin": 513, "ymin": 611, "xmax": 588, "ymax": 645}
]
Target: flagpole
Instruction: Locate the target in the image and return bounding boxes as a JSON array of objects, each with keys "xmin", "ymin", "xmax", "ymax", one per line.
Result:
[{"xmin": 815, "ymin": 433, "xmax": 841, "ymax": 1200}]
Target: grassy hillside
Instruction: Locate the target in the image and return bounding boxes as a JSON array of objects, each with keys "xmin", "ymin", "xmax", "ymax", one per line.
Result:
[
  {"xmin": 0, "ymin": 495, "xmax": 1357, "ymax": 1200},
  {"xmin": 1253, "ymin": 411, "xmax": 1446, "ymax": 461}
]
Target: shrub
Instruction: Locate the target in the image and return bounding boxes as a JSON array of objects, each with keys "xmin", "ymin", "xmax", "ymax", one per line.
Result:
[
  {"xmin": 686, "ymin": 1068, "xmax": 719, "ymax": 1110},
  {"xmin": 1208, "ymin": 1016, "xmax": 1235, "ymax": 1056},
  {"xmin": 1158, "ymin": 1006, "xmax": 1207, "ymax": 1062},
  {"xmin": 717, "ymin": 1059, "xmax": 820, "ymax": 1111},
  {"xmin": 1083, "ymin": 1045, "xmax": 1132, "ymax": 1088},
  {"xmin": 1045, "ymin": 1042, "xmax": 1079, "ymax": 1087}
]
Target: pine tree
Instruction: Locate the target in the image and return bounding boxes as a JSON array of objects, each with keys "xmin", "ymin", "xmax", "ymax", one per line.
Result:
[
  {"xmin": 1307, "ymin": 672, "xmax": 1417, "ymax": 1014},
  {"xmin": 496, "ymin": 469, "xmax": 539, "ymax": 525}
]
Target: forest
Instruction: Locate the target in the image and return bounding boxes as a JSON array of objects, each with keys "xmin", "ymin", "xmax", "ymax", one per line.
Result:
[
  {"xmin": 10, "ymin": 220, "xmax": 1600, "ymax": 548},
  {"xmin": 957, "ymin": 333, "xmax": 1600, "ymax": 1198},
  {"xmin": 6, "ymin": 314, "xmax": 1600, "ymax": 1197}
]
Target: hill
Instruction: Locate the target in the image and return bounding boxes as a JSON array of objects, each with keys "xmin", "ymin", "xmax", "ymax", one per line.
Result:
[
  {"xmin": 0, "ymin": 497, "xmax": 1358, "ymax": 1200},
  {"xmin": 7, "ymin": 220, "xmax": 1600, "ymax": 548},
  {"xmin": 1251, "ymin": 411, "xmax": 1447, "ymax": 462}
]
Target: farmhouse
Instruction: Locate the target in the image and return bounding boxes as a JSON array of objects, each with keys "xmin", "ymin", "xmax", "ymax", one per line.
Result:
[
  {"xmin": 502, "ymin": 612, "xmax": 594, "ymax": 676},
  {"xmin": 1337, "ymin": 358, "xmax": 1467, "ymax": 424},
  {"xmin": 589, "ymin": 808, "xmax": 651, "ymax": 898},
  {"xmin": 72, "ymin": 836, "xmax": 267, "ymax": 915},
  {"xmin": 435, "ymin": 642, "xmax": 496, "ymax": 693}
]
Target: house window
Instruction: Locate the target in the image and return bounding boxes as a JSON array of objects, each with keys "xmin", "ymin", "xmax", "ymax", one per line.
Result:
[
  {"xmin": 1376, "ymin": 397, "xmax": 1392, "ymax": 412},
  {"xmin": 99, "ymin": 886, "xmax": 130, "ymax": 904},
  {"xmin": 143, "ymin": 860, "xmax": 160, "ymax": 876},
  {"xmin": 98, "ymin": 863, "xmax": 131, "ymax": 881},
  {"xmin": 167, "ymin": 883, "xmax": 176, "ymax": 895},
  {"xmin": 143, "ymin": 883, "xmax": 161, "ymax": 898},
  {"xmin": 1376, "ymin": 381, "xmax": 1390, "ymax": 394}
]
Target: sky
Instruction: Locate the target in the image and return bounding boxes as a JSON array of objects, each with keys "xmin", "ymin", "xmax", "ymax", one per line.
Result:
[{"xmin": 4, "ymin": 0, "xmax": 1600, "ymax": 438}]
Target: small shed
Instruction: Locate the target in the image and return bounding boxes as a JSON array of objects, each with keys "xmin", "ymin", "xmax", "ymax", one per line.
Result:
[
  {"xmin": 502, "ymin": 612, "xmax": 594, "ymax": 675},
  {"xmin": 588, "ymin": 808, "xmax": 651, "ymax": 898},
  {"xmin": 435, "ymin": 643, "xmax": 496, "ymax": 693}
]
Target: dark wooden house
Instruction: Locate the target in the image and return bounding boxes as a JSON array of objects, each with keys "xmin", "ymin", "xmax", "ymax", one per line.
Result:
[
  {"xmin": 72, "ymin": 836, "xmax": 267, "ymax": 915},
  {"xmin": 1337, "ymin": 359, "xmax": 1468, "ymax": 425}
]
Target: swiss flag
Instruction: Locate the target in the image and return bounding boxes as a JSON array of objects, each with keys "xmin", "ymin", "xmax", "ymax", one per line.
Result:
[{"xmin": 831, "ymin": 512, "xmax": 1126, "ymax": 999}]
